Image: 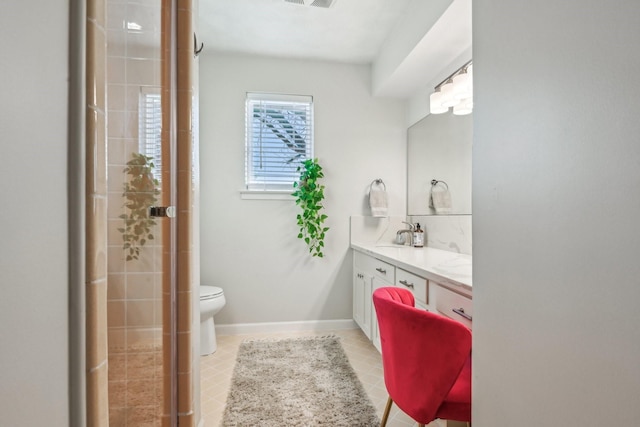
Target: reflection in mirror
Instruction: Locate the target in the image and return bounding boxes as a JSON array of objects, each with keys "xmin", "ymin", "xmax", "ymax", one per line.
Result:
[{"xmin": 407, "ymin": 113, "xmax": 472, "ymax": 215}]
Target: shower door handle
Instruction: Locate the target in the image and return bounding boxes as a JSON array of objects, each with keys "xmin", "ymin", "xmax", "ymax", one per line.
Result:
[{"xmin": 149, "ymin": 206, "xmax": 176, "ymax": 218}]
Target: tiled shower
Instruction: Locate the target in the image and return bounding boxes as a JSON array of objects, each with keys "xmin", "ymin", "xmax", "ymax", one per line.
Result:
[
  {"xmin": 105, "ymin": 0, "xmax": 164, "ymax": 424},
  {"xmin": 85, "ymin": 0, "xmax": 199, "ymax": 425}
]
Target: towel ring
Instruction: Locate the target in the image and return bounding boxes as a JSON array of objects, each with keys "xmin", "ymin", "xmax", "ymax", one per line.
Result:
[
  {"xmin": 370, "ymin": 178, "xmax": 386, "ymax": 192},
  {"xmin": 431, "ymin": 179, "xmax": 448, "ymax": 190}
]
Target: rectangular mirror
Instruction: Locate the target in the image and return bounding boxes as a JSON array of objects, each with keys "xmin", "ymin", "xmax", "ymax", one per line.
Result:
[{"xmin": 407, "ymin": 113, "xmax": 472, "ymax": 215}]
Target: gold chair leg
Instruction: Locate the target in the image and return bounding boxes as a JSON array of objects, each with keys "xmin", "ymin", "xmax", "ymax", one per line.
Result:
[{"xmin": 380, "ymin": 396, "xmax": 393, "ymax": 427}]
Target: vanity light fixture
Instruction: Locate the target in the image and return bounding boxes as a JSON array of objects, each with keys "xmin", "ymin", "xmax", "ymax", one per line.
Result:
[{"xmin": 430, "ymin": 60, "xmax": 473, "ymax": 115}]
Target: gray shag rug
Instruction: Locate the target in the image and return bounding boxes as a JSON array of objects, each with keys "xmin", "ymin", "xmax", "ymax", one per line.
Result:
[{"xmin": 220, "ymin": 335, "xmax": 380, "ymax": 426}]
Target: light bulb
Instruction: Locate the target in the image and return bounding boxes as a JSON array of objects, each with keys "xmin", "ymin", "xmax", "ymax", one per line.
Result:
[
  {"xmin": 440, "ymin": 81, "xmax": 458, "ymax": 107},
  {"xmin": 453, "ymin": 72, "xmax": 471, "ymax": 100},
  {"xmin": 430, "ymin": 91, "xmax": 447, "ymax": 114},
  {"xmin": 453, "ymin": 97, "xmax": 473, "ymax": 115}
]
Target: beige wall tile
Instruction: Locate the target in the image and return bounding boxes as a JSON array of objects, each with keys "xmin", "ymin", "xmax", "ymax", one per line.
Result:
[
  {"xmin": 107, "ymin": 135, "xmax": 127, "ymax": 166},
  {"xmin": 106, "ymin": 219, "xmax": 123, "ymax": 245},
  {"xmin": 107, "ymin": 300, "xmax": 125, "ymax": 328},
  {"xmin": 87, "ymin": 196, "xmax": 108, "ymax": 282},
  {"xmin": 126, "ymin": 327, "xmax": 160, "ymax": 348},
  {"xmin": 86, "ymin": 110, "xmax": 107, "ymax": 195},
  {"xmin": 108, "ymin": 108, "xmax": 124, "ymax": 135},
  {"xmin": 87, "ymin": 362, "xmax": 110, "ymax": 427},
  {"xmin": 126, "ymin": 58, "xmax": 160, "ymax": 86},
  {"xmin": 177, "ymin": 250, "xmax": 192, "ymax": 293},
  {"xmin": 126, "ymin": 300, "xmax": 157, "ymax": 327},
  {"xmin": 87, "ymin": 0, "xmax": 106, "ymax": 28},
  {"xmin": 106, "ymin": 29, "xmax": 125, "ymax": 57},
  {"xmin": 107, "ymin": 328, "xmax": 125, "ymax": 349},
  {"xmin": 87, "ymin": 279, "xmax": 108, "ymax": 368},
  {"xmin": 123, "ymin": 108, "xmax": 139, "ymax": 139},
  {"xmin": 177, "ymin": 371, "xmax": 193, "ymax": 412},
  {"xmin": 125, "ymin": 245, "xmax": 158, "ymax": 273},
  {"xmin": 107, "ymin": 164, "xmax": 125, "ymax": 191},
  {"xmin": 178, "ymin": 413, "xmax": 194, "ymax": 427},
  {"xmin": 177, "ymin": 332, "xmax": 192, "ymax": 375},
  {"xmin": 177, "ymin": 290, "xmax": 192, "ymax": 333},
  {"xmin": 86, "ymin": 23, "xmax": 106, "ymax": 110},
  {"xmin": 107, "ymin": 273, "xmax": 126, "ymax": 300},
  {"xmin": 107, "ymin": 245, "xmax": 125, "ymax": 273},
  {"xmin": 126, "ymin": 273, "xmax": 156, "ymax": 299}
]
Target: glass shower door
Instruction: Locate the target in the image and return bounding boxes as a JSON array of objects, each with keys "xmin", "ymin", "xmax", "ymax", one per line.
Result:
[{"xmin": 106, "ymin": 0, "xmax": 176, "ymax": 425}]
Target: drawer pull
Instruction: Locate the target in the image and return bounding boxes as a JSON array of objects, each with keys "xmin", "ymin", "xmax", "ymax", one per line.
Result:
[
  {"xmin": 375, "ymin": 267, "xmax": 387, "ymax": 274},
  {"xmin": 452, "ymin": 307, "xmax": 473, "ymax": 321},
  {"xmin": 399, "ymin": 280, "xmax": 414, "ymax": 289}
]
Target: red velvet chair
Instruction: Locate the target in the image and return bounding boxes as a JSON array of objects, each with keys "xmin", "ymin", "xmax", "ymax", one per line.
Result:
[{"xmin": 372, "ymin": 287, "xmax": 472, "ymax": 427}]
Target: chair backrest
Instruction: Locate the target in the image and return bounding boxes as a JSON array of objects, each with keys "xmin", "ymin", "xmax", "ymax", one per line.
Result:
[{"xmin": 373, "ymin": 286, "xmax": 472, "ymax": 424}]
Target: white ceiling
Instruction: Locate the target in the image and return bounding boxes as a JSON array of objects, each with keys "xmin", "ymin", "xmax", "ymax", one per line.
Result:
[
  {"xmin": 198, "ymin": 0, "xmax": 413, "ymax": 64},
  {"xmin": 197, "ymin": 0, "xmax": 472, "ymax": 99}
]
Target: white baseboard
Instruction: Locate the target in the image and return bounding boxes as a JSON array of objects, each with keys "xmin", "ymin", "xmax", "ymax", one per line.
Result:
[{"xmin": 216, "ymin": 319, "xmax": 357, "ymax": 336}]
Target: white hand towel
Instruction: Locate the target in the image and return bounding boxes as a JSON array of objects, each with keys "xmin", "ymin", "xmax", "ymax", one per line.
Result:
[
  {"xmin": 429, "ymin": 186, "xmax": 452, "ymax": 214},
  {"xmin": 369, "ymin": 186, "xmax": 388, "ymax": 217}
]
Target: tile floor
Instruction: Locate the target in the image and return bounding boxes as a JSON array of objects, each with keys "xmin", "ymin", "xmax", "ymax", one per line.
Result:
[{"xmin": 199, "ymin": 328, "xmax": 445, "ymax": 427}]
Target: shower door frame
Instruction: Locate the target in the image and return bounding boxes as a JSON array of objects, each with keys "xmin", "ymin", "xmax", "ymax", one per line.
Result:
[{"xmin": 70, "ymin": 0, "xmax": 198, "ymax": 425}]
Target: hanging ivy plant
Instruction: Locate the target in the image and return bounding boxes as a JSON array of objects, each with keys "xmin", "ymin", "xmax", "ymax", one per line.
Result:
[
  {"xmin": 118, "ymin": 152, "xmax": 160, "ymax": 261},
  {"xmin": 292, "ymin": 158, "xmax": 329, "ymax": 258}
]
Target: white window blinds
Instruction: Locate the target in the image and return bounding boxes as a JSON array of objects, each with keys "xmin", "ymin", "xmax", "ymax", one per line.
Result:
[
  {"xmin": 138, "ymin": 89, "xmax": 162, "ymax": 183},
  {"xmin": 245, "ymin": 93, "xmax": 314, "ymax": 190}
]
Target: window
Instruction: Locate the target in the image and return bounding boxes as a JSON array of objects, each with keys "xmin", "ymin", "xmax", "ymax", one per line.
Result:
[
  {"xmin": 245, "ymin": 93, "xmax": 314, "ymax": 191},
  {"xmin": 138, "ymin": 88, "xmax": 162, "ymax": 182}
]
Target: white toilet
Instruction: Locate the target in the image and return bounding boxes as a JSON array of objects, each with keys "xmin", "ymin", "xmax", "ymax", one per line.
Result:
[{"xmin": 199, "ymin": 285, "xmax": 226, "ymax": 355}]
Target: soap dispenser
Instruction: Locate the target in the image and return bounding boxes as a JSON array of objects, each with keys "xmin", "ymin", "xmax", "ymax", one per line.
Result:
[{"xmin": 413, "ymin": 223, "xmax": 424, "ymax": 247}]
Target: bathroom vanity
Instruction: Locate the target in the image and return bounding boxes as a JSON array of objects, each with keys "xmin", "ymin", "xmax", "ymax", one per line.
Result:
[{"xmin": 351, "ymin": 242, "xmax": 472, "ymax": 353}]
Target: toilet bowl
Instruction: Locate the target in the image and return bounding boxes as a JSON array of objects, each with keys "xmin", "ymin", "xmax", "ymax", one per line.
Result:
[{"xmin": 199, "ymin": 286, "xmax": 226, "ymax": 355}]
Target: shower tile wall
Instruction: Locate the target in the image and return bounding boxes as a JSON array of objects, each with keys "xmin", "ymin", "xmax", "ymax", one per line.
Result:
[
  {"xmin": 106, "ymin": 0, "xmax": 163, "ymax": 351},
  {"xmin": 106, "ymin": 1, "xmax": 165, "ymax": 425}
]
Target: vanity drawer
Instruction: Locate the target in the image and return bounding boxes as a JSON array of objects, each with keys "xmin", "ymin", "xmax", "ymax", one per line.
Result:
[
  {"xmin": 354, "ymin": 252, "xmax": 395, "ymax": 283},
  {"xmin": 431, "ymin": 283, "xmax": 472, "ymax": 329},
  {"xmin": 396, "ymin": 268, "xmax": 428, "ymax": 306},
  {"xmin": 371, "ymin": 259, "xmax": 394, "ymax": 283}
]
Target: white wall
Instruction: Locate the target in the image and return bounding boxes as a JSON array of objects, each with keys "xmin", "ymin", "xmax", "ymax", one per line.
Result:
[
  {"xmin": 474, "ymin": 1, "xmax": 640, "ymax": 425},
  {"xmin": 372, "ymin": 0, "xmax": 453, "ymax": 97},
  {"xmin": 199, "ymin": 53, "xmax": 406, "ymax": 325},
  {"xmin": 0, "ymin": 1, "xmax": 70, "ymax": 425}
]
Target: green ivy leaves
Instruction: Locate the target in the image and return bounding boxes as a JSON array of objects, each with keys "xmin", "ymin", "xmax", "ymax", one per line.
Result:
[
  {"xmin": 118, "ymin": 152, "xmax": 160, "ymax": 261},
  {"xmin": 292, "ymin": 158, "xmax": 329, "ymax": 258}
]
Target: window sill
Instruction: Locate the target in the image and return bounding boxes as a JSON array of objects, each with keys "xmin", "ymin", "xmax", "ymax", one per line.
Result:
[{"xmin": 240, "ymin": 190, "xmax": 294, "ymax": 200}]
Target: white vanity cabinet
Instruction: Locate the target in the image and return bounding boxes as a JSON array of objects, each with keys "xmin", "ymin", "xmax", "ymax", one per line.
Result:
[
  {"xmin": 430, "ymin": 282, "xmax": 473, "ymax": 329},
  {"xmin": 351, "ymin": 244, "xmax": 472, "ymax": 427},
  {"xmin": 352, "ymin": 246, "xmax": 473, "ymax": 352},
  {"xmin": 352, "ymin": 266, "xmax": 372, "ymax": 339},
  {"xmin": 395, "ymin": 268, "xmax": 429, "ymax": 311},
  {"xmin": 353, "ymin": 251, "xmax": 394, "ymax": 351}
]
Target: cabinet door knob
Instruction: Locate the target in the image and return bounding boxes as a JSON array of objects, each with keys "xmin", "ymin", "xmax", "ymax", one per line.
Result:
[
  {"xmin": 399, "ymin": 280, "xmax": 414, "ymax": 289},
  {"xmin": 375, "ymin": 267, "xmax": 386, "ymax": 274},
  {"xmin": 452, "ymin": 307, "xmax": 473, "ymax": 321}
]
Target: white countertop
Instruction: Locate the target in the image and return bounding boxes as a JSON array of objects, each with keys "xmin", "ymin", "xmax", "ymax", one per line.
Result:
[{"xmin": 351, "ymin": 242, "xmax": 472, "ymax": 296}]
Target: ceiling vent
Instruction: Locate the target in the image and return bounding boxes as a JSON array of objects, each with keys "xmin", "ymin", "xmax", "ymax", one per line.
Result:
[{"xmin": 284, "ymin": 0, "xmax": 336, "ymax": 8}]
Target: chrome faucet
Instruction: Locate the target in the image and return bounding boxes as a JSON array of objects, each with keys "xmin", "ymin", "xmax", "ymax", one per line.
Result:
[{"xmin": 395, "ymin": 221, "xmax": 414, "ymax": 246}]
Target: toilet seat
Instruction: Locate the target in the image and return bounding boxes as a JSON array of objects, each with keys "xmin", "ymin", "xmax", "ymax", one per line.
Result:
[{"xmin": 200, "ymin": 286, "xmax": 223, "ymax": 300}]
